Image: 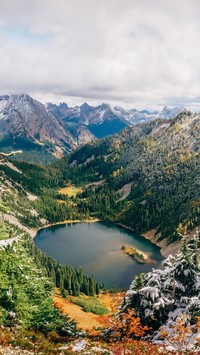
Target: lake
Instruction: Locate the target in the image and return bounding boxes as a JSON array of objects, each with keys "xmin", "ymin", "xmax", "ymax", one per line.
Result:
[{"xmin": 34, "ymin": 221, "xmax": 164, "ymax": 289}]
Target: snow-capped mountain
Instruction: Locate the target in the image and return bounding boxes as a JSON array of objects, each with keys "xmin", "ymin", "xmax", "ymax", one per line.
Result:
[
  {"xmin": 0, "ymin": 94, "xmax": 76, "ymax": 159},
  {"xmin": 48, "ymin": 101, "xmax": 185, "ymax": 140},
  {"xmin": 0, "ymin": 93, "xmax": 186, "ymax": 161},
  {"xmin": 47, "ymin": 102, "xmax": 129, "ymax": 139},
  {"xmin": 112, "ymin": 105, "xmax": 185, "ymax": 124},
  {"xmin": 48, "ymin": 101, "xmax": 185, "ymax": 131},
  {"xmin": 159, "ymin": 105, "xmax": 186, "ymax": 119}
]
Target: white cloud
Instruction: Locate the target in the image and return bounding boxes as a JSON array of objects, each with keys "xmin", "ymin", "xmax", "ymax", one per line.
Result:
[{"xmin": 0, "ymin": 0, "xmax": 200, "ymax": 110}]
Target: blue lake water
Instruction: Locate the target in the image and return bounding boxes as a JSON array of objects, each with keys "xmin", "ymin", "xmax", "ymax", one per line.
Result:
[{"xmin": 34, "ymin": 221, "xmax": 164, "ymax": 288}]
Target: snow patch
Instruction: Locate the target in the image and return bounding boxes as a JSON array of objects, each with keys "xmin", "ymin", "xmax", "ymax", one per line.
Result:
[
  {"xmin": 0, "ymin": 99, "xmax": 7, "ymax": 119},
  {"xmin": 72, "ymin": 339, "xmax": 87, "ymax": 351}
]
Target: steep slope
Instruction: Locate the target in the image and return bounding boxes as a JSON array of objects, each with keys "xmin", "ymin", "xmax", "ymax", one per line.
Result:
[
  {"xmin": 0, "ymin": 157, "xmax": 47, "ymax": 232},
  {"xmin": 0, "ymin": 94, "xmax": 76, "ymax": 161},
  {"xmin": 56, "ymin": 111, "xmax": 200, "ymax": 250},
  {"xmin": 0, "ymin": 156, "xmax": 102, "ymax": 300}
]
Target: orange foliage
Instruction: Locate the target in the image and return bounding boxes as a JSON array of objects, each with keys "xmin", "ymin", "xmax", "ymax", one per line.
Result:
[
  {"xmin": 108, "ymin": 309, "xmax": 149, "ymax": 343},
  {"xmin": 0, "ymin": 331, "xmax": 12, "ymax": 347},
  {"xmin": 160, "ymin": 314, "xmax": 200, "ymax": 353}
]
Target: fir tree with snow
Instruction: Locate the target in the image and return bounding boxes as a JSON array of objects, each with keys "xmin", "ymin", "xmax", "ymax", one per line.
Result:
[{"xmin": 121, "ymin": 233, "xmax": 200, "ymax": 331}]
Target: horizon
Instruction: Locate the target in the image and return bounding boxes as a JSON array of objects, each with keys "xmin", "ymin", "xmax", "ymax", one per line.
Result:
[{"xmin": 1, "ymin": 91, "xmax": 198, "ymax": 113}]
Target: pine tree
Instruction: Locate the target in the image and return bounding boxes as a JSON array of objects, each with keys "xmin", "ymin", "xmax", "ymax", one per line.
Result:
[
  {"xmin": 95, "ymin": 282, "xmax": 100, "ymax": 295},
  {"xmin": 88, "ymin": 277, "xmax": 96, "ymax": 296},
  {"xmin": 122, "ymin": 233, "xmax": 200, "ymax": 330}
]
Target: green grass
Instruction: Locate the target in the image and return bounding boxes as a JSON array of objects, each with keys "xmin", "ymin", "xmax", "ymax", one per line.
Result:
[{"xmin": 70, "ymin": 296, "xmax": 109, "ymax": 315}]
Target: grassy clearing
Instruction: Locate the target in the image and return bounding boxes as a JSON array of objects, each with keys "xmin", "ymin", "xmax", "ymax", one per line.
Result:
[
  {"xmin": 58, "ymin": 185, "xmax": 83, "ymax": 197},
  {"xmin": 70, "ymin": 296, "xmax": 109, "ymax": 315},
  {"xmin": 53, "ymin": 292, "xmax": 124, "ymax": 330}
]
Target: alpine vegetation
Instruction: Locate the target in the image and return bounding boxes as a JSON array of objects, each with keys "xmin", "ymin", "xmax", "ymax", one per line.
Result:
[{"xmin": 122, "ymin": 233, "xmax": 200, "ymax": 345}]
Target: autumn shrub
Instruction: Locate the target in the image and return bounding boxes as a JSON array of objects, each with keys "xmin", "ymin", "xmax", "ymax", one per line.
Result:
[{"xmin": 105, "ymin": 308, "xmax": 149, "ymax": 342}]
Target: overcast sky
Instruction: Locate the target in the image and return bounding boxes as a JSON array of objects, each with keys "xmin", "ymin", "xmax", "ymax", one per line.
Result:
[{"xmin": 0, "ymin": 0, "xmax": 200, "ymax": 110}]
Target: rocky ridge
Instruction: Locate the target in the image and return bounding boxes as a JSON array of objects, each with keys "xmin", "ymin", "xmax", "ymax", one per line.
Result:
[{"xmin": 0, "ymin": 93, "xmax": 186, "ymax": 161}]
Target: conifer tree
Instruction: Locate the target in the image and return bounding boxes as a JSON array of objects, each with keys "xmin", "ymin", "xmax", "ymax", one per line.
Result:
[{"xmin": 122, "ymin": 233, "xmax": 200, "ymax": 330}]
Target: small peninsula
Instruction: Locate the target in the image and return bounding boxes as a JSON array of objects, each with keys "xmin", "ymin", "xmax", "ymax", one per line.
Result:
[{"xmin": 121, "ymin": 245, "xmax": 148, "ymax": 264}]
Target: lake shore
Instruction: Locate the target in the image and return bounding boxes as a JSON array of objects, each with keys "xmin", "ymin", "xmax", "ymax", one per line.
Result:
[
  {"xmin": 117, "ymin": 222, "xmax": 181, "ymax": 257},
  {"xmin": 33, "ymin": 219, "xmax": 163, "ymax": 288},
  {"xmin": 31, "ymin": 217, "xmax": 101, "ymax": 239}
]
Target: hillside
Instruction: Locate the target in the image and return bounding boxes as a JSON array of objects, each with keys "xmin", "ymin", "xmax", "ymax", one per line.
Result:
[{"xmin": 53, "ymin": 111, "xmax": 200, "ymax": 253}]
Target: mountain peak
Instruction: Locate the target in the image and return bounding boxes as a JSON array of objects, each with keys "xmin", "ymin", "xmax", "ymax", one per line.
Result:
[
  {"xmin": 160, "ymin": 105, "xmax": 185, "ymax": 119},
  {"xmin": 99, "ymin": 103, "xmax": 110, "ymax": 109},
  {"xmin": 10, "ymin": 93, "xmax": 32, "ymax": 101},
  {"xmin": 81, "ymin": 102, "xmax": 91, "ymax": 109}
]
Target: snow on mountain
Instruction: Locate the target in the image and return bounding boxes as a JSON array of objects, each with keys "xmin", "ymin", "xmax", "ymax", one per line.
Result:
[
  {"xmin": 72, "ymin": 103, "xmax": 185, "ymax": 126},
  {"xmin": 120, "ymin": 106, "xmax": 185, "ymax": 124},
  {"xmin": 159, "ymin": 105, "xmax": 186, "ymax": 119},
  {"xmin": 47, "ymin": 102, "xmax": 129, "ymax": 139},
  {"xmin": 0, "ymin": 93, "xmax": 187, "ymax": 161},
  {"xmin": 0, "ymin": 96, "xmax": 8, "ymax": 119},
  {"xmin": 0, "ymin": 94, "xmax": 76, "ymax": 158}
]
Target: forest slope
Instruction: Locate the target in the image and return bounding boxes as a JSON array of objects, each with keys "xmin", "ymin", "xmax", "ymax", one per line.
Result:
[{"xmin": 54, "ymin": 111, "xmax": 200, "ymax": 248}]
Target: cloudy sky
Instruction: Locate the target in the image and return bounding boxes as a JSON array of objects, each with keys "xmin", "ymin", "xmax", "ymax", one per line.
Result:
[{"xmin": 0, "ymin": 0, "xmax": 200, "ymax": 110}]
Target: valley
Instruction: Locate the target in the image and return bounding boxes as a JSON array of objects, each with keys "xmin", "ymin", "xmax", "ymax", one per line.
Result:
[
  {"xmin": 0, "ymin": 109, "xmax": 200, "ymax": 354},
  {"xmin": 1, "ymin": 0, "xmax": 200, "ymax": 352}
]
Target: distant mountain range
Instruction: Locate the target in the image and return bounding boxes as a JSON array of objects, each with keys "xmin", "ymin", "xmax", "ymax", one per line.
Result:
[{"xmin": 0, "ymin": 93, "xmax": 185, "ymax": 161}]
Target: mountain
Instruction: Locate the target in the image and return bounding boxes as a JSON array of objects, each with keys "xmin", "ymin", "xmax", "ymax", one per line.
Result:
[
  {"xmin": 47, "ymin": 101, "xmax": 129, "ymax": 140},
  {"xmin": 0, "ymin": 93, "xmax": 186, "ymax": 162},
  {"xmin": 0, "ymin": 94, "xmax": 76, "ymax": 161},
  {"xmin": 47, "ymin": 101, "xmax": 185, "ymax": 134},
  {"xmin": 56, "ymin": 110, "xmax": 200, "ymax": 253},
  {"xmin": 113, "ymin": 105, "xmax": 185, "ymax": 124}
]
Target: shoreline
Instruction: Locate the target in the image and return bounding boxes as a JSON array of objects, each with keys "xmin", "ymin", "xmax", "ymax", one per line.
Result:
[
  {"xmin": 31, "ymin": 218, "xmax": 101, "ymax": 239},
  {"xmin": 117, "ymin": 222, "xmax": 181, "ymax": 257}
]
